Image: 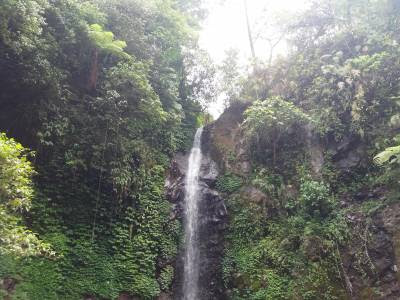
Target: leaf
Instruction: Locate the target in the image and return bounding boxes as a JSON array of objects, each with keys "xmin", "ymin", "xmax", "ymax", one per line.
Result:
[
  {"xmin": 374, "ymin": 145, "xmax": 400, "ymax": 165},
  {"xmin": 88, "ymin": 24, "xmax": 130, "ymax": 59}
]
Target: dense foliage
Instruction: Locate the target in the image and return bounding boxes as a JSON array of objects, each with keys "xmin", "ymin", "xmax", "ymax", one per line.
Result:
[
  {"xmin": 0, "ymin": 0, "xmax": 209, "ymax": 298},
  {"xmin": 243, "ymin": 97, "xmax": 310, "ymax": 166},
  {"xmin": 2, "ymin": 0, "xmax": 400, "ymax": 299},
  {"xmin": 0, "ymin": 133, "xmax": 50, "ymax": 257},
  {"xmin": 219, "ymin": 0, "xmax": 400, "ymax": 299}
]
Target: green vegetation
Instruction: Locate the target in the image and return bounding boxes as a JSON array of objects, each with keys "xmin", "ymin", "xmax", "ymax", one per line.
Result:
[
  {"xmin": 219, "ymin": 1, "xmax": 400, "ymax": 299},
  {"xmin": 0, "ymin": 133, "xmax": 50, "ymax": 257},
  {"xmin": 243, "ymin": 96, "xmax": 310, "ymax": 166},
  {"xmin": 223, "ymin": 172, "xmax": 350, "ymax": 299},
  {"xmin": 0, "ymin": 0, "xmax": 208, "ymax": 298},
  {"xmin": 216, "ymin": 173, "xmax": 243, "ymax": 194},
  {"xmin": 374, "ymin": 144, "xmax": 400, "ymax": 166},
  {"xmin": 1, "ymin": 0, "xmax": 400, "ymax": 299}
]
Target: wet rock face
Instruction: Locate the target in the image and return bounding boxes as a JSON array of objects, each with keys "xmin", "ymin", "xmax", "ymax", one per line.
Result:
[
  {"xmin": 382, "ymin": 203, "xmax": 400, "ymax": 289},
  {"xmin": 0, "ymin": 277, "xmax": 17, "ymax": 300},
  {"xmin": 202, "ymin": 102, "xmax": 251, "ymax": 177},
  {"xmin": 165, "ymin": 136, "xmax": 228, "ymax": 300},
  {"xmin": 326, "ymin": 135, "xmax": 365, "ymax": 171},
  {"xmin": 340, "ymin": 200, "xmax": 400, "ymax": 299}
]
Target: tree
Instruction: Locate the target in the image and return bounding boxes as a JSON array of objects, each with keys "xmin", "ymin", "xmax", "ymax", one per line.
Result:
[
  {"xmin": 183, "ymin": 48, "xmax": 217, "ymax": 110},
  {"xmin": 0, "ymin": 133, "xmax": 49, "ymax": 256},
  {"xmin": 219, "ymin": 48, "xmax": 242, "ymax": 107},
  {"xmin": 87, "ymin": 24, "xmax": 130, "ymax": 90},
  {"xmin": 243, "ymin": 97, "xmax": 310, "ymax": 165},
  {"xmin": 243, "ymin": 0, "xmax": 256, "ymax": 60},
  {"xmin": 0, "ymin": 0, "xmax": 208, "ymax": 297}
]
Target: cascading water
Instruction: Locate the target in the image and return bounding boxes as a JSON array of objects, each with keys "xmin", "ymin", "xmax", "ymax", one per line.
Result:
[{"xmin": 182, "ymin": 127, "xmax": 203, "ymax": 300}]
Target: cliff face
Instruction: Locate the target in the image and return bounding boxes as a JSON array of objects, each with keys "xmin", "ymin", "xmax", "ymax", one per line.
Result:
[
  {"xmin": 165, "ymin": 135, "xmax": 228, "ymax": 299},
  {"xmin": 202, "ymin": 102, "xmax": 252, "ymax": 177},
  {"xmin": 198, "ymin": 103, "xmax": 400, "ymax": 299}
]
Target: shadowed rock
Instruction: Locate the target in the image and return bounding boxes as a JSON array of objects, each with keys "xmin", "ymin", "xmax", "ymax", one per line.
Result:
[{"xmin": 165, "ymin": 132, "xmax": 228, "ymax": 300}]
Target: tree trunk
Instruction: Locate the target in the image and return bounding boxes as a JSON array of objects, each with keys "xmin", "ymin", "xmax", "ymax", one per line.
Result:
[
  {"xmin": 244, "ymin": 0, "xmax": 256, "ymax": 60},
  {"xmin": 88, "ymin": 48, "xmax": 98, "ymax": 91}
]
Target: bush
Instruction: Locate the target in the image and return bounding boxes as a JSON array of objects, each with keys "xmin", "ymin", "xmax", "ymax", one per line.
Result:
[
  {"xmin": 299, "ymin": 180, "xmax": 334, "ymax": 219},
  {"xmin": 216, "ymin": 173, "xmax": 243, "ymax": 194},
  {"xmin": 0, "ymin": 133, "xmax": 50, "ymax": 256}
]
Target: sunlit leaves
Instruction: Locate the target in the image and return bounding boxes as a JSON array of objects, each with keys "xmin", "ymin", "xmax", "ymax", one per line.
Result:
[
  {"xmin": 88, "ymin": 24, "xmax": 130, "ymax": 59},
  {"xmin": 0, "ymin": 0, "xmax": 208, "ymax": 297},
  {"xmin": 374, "ymin": 145, "xmax": 400, "ymax": 165},
  {"xmin": 0, "ymin": 0, "xmax": 48, "ymax": 53},
  {"xmin": 0, "ymin": 133, "xmax": 50, "ymax": 256},
  {"xmin": 243, "ymin": 97, "xmax": 310, "ymax": 144},
  {"xmin": 0, "ymin": 133, "xmax": 34, "ymax": 211}
]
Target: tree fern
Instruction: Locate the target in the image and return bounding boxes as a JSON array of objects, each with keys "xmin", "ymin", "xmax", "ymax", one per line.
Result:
[
  {"xmin": 87, "ymin": 24, "xmax": 130, "ymax": 90},
  {"xmin": 88, "ymin": 24, "xmax": 130, "ymax": 59},
  {"xmin": 374, "ymin": 145, "xmax": 400, "ymax": 165}
]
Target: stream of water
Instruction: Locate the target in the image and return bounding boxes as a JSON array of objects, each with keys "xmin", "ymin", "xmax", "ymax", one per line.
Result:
[{"xmin": 182, "ymin": 127, "xmax": 203, "ymax": 300}]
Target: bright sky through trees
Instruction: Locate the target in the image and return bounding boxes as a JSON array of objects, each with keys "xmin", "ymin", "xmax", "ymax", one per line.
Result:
[
  {"xmin": 200, "ymin": 0, "xmax": 308, "ymax": 62},
  {"xmin": 200, "ymin": 0, "xmax": 308, "ymax": 118}
]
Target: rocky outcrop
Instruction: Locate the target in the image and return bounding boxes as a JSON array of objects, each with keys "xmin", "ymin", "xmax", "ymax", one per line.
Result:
[
  {"xmin": 165, "ymin": 133, "xmax": 228, "ymax": 300},
  {"xmin": 334, "ymin": 188, "xmax": 400, "ymax": 300},
  {"xmin": 201, "ymin": 102, "xmax": 400, "ymax": 300},
  {"xmin": 306, "ymin": 123, "xmax": 325, "ymax": 176},
  {"xmin": 327, "ymin": 135, "xmax": 365, "ymax": 171},
  {"xmin": 202, "ymin": 102, "xmax": 251, "ymax": 176},
  {"xmin": 0, "ymin": 277, "xmax": 17, "ymax": 300},
  {"xmin": 165, "ymin": 101, "xmax": 400, "ymax": 300}
]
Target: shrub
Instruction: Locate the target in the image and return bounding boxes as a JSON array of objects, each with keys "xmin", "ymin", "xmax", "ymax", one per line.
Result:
[
  {"xmin": 0, "ymin": 133, "xmax": 50, "ymax": 256},
  {"xmin": 299, "ymin": 180, "xmax": 334, "ymax": 219},
  {"xmin": 216, "ymin": 173, "xmax": 243, "ymax": 194}
]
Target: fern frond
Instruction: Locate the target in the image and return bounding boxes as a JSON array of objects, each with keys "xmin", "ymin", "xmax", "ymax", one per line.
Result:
[{"xmin": 374, "ymin": 145, "xmax": 400, "ymax": 165}]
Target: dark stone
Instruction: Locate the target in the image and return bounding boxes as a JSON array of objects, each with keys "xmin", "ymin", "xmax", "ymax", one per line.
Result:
[
  {"xmin": 336, "ymin": 150, "xmax": 362, "ymax": 170},
  {"xmin": 238, "ymin": 161, "xmax": 252, "ymax": 174},
  {"xmin": 0, "ymin": 277, "xmax": 18, "ymax": 299},
  {"xmin": 117, "ymin": 293, "xmax": 141, "ymax": 300},
  {"xmin": 200, "ymin": 156, "xmax": 219, "ymax": 186},
  {"xmin": 326, "ymin": 134, "xmax": 365, "ymax": 171},
  {"xmin": 302, "ymin": 235, "xmax": 326, "ymax": 261},
  {"xmin": 305, "ymin": 123, "xmax": 324, "ymax": 176},
  {"xmin": 202, "ymin": 102, "xmax": 252, "ymax": 176},
  {"xmin": 341, "ymin": 204, "xmax": 400, "ymax": 299},
  {"xmin": 166, "ymin": 142, "xmax": 228, "ymax": 300},
  {"xmin": 156, "ymin": 292, "xmax": 172, "ymax": 300},
  {"xmin": 374, "ymin": 257, "xmax": 394, "ymax": 276}
]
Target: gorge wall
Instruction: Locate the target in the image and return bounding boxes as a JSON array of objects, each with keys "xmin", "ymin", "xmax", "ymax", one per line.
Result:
[
  {"xmin": 165, "ymin": 133, "xmax": 228, "ymax": 300},
  {"xmin": 173, "ymin": 102, "xmax": 400, "ymax": 300}
]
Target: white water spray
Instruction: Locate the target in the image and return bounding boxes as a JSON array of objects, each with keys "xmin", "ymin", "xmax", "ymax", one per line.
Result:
[{"xmin": 182, "ymin": 127, "xmax": 203, "ymax": 300}]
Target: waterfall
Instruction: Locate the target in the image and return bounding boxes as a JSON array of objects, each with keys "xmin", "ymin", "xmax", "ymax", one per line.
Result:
[{"xmin": 182, "ymin": 127, "xmax": 203, "ymax": 300}]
